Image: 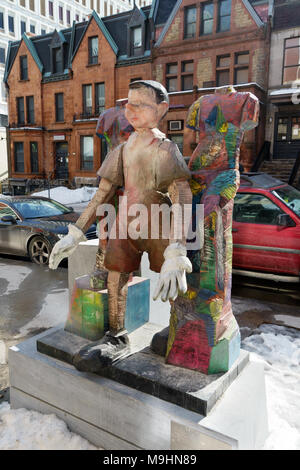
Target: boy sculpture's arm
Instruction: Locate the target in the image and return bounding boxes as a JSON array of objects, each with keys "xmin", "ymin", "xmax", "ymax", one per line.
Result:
[
  {"xmin": 49, "ymin": 178, "xmax": 116, "ymax": 270},
  {"xmin": 153, "ymin": 179, "xmax": 192, "ymax": 302}
]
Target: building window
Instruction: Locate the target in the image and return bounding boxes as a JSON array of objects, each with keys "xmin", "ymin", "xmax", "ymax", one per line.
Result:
[
  {"xmin": 283, "ymin": 37, "xmax": 300, "ymax": 84},
  {"xmin": 20, "ymin": 0, "xmax": 26, "ymax": 7},
  {"xmin": 131, "ymin": 26, "xmax": 142, "ymax": 56},
  {"xmin": 66, "ymin": 10, "xmax": 71, "ymax": 25},
  {"xmin": 201, "ymin": 2, "xmax": 214, "ymax": 35},
  {"xmin": 216, "ymin": 55, "xmax": 230, "ymax": 86},
  {"xmin": 53, "ymin": 47, "xmax": 63, "ymax": 73},
  {"xmin": 166, "ymin": 63, "xmax": 178, "ymax": 92},
  {"xmin": 184, "ymin": 5, "xmax": 196, "ymax": 39},
  {"xmin": 83, "ymin": 85, "xmax": 92, "ymax": 115},
  {"xmin": 8, "ymin": 16, "xmax": 15, "ymax": 34},
  {"xmin": 30, "ymin": 24, "xmax": 35, "ymax": 34},
  {"xmin": 26, "ymin": 96, "xmax": 35, "ymax": 124},
  {"xmin": 80, "ymin": 136, "xmax": 94, "ymax": 170},
  {"xmin": 49, "ymin": 0, "xmax": 53, "ymax": 18},
  {"xmin": 181, "ymin": 61, "xmax": 194, "ymax": 91},
  {"xmin": 20, "ymin": 20, "xmax": 26, "ymax": 35},
  {"xmin": 88, "ymin": 37, "xmax": 98, "ymax": 64},
  {"xmin": 20, "ymin": 55, "xmax": 28, "ymax": 80},
  {"xmin": 75, "ymin": 13, "xmax": 79, "ymax": 22},
  {"xmin": 218, "ymin": 0, "xmax": 231, "ymax": 32},
  {"xmin": 55, "ymin": 93, "xmax": 64, "ymax": 122},
  {"xmin": 14, "ymin": 142, "xmax": 25, "ymax": 173},
  {"xmin": 234, "ymin": 52, "xmax": 249, "ymax": 85},
  {"xmin": 95, "ymin": 83, "xmax": 105, "ymax": 115},
  {"xmin": 29, "ymin": 0, "xmax": 35, "ymax": 11},
  {"xmin": 41, "ymin": 28, "xmax": 46, "ymax": 35},
  {"xmin": 0, "ymin": 48, "xmax": 5, "ymax": 64},
  {"xmin": 59, "ymin": 5, "xmax": 63, "ymax": 23},
  {"xmin": 0, "ymin": 12, "xmax": 4, "ymax": 30},
  {"xmin": 40, "ymin": 0, "xmax": 46, "ymax": 16},
  {"xmin": 30, "ymin": 142, "xmax": 39, "ymax": 173},
  {"xmin": 168, "ymin": 134, "xmax": 184, "ymax": 154}
]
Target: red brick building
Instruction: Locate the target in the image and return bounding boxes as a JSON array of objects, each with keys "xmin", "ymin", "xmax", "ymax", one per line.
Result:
[{"xmin": 4, "ymin": 0, "xmax": 270, "ymax": 194}]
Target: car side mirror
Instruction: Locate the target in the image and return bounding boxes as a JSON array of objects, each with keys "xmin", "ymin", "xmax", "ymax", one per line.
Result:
[
  {"xmin": 1, "ymin": 215, "xmax": 17, "ymax": 224},
  {"xmin": 277, "ymin": 214, "xmax": 295, "ymax": 227},
  {"xmin": 68, "ymin": 207, "xmax": 74, "ymax": 212}
]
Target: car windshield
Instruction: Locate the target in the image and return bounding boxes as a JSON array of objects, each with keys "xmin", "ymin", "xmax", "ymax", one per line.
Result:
[
  {"xmin": 13, "ymin": 199, "xmax": 72, "ymax": 219},
  {"xmin": 272, "ymin": 185, "xmax": 300, "ymax": 218}
]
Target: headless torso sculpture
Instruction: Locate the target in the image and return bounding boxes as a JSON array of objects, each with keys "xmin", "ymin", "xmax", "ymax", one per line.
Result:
[{"xmin": 164, "ymin": 86, "xmax": 259, "ymax": 374}]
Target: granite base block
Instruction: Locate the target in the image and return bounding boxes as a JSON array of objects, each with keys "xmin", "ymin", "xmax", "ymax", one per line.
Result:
[{"xmin": 37, "ymin": 324, "xmax": 249, "ymax": 416}]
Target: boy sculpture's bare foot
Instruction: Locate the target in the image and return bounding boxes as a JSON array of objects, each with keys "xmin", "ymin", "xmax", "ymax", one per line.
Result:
[{"xmin": 49, "ymin": 80, "xmax": 192, "ymax": 371}]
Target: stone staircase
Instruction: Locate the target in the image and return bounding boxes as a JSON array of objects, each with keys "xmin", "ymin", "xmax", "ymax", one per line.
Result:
[{"xmin": 260, "ymin": 159, "xmax": 300, "ymax": 188}]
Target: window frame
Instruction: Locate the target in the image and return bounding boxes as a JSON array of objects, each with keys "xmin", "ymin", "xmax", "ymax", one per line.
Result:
[
  {"xmin": 82, "ymin": 84, "xmax": 93, "ymax": 116},
  {"xmin": 95, "ymin": 82, "xmax": 105, "ymax": 115},
  {"xmin": 184, "ymin": 5, "xmax": 197, "ymax": 39},
  {"xmin": 14, "ymin": 142, "xmax": 25, "ymax": 173},
  {"xmin": 17, "ymin": 97, "xmax": 25, "ymax": 125},
  {"xmin": 282, "ymin": 36, "xmax": 300, "ymax": 85},
  {"xmin": 80, "ymin": 135, "xmax": 94, "ymax": 171},
  {"xmin": 30, "ymin": 141, "xmax": 39, "ymax": 173},
  {"xmin": 26, "ymin": 96, "xmax": 35, "ymax": 124},
  {"xmin": 217, "ymin": 0, "xmax": 231, "ymax": 33},
  {"xmin": 88, "ymin": 36, "xmax": 98, "ymax": 65},
  {"xmin": 200, "ymin": 1, "xmax": 214, "ymax": 36},
  {"xmin": 55, "ymin": 93, "xmax": 64, "ymax": 122}
]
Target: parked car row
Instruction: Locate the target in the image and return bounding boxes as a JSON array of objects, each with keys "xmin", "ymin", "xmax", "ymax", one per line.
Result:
[
  {"xmin": 0, "ymin": 172, "xmax": 299, "ymax": 279},
  {"xmin": 0, "ymin": 196, "xmax": 97, "ymax": 265}
]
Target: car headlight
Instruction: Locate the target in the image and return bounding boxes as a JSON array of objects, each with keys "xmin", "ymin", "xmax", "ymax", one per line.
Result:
[{"xmin": 56, "ymin": 234, "xmax": 66, "ymax": 239}]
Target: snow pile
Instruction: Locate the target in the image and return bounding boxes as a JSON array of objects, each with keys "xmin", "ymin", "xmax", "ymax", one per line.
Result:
[
  {"xmin": 242, "ymin": 325, "xmax": 300, "ymax": 450},
  {"xmin": 0, "ymin": 402, "xmax": 98, "ymax": 450},
  {"xmin": 33, "ymin": 186, "xmax": 97, "ymax": 205}
]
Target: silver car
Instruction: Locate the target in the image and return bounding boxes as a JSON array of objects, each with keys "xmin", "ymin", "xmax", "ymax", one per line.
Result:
[{"xmin": 0, "ymin": 196, "xmax": 97, "ymax": 265}]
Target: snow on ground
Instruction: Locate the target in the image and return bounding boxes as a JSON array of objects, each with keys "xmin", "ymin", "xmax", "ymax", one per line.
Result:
[
  {"xmin": 241, "ymin": 325, "xmax": 300, "ymax": 450},
  {"xmin": 33, "ymin": 186, "xmax": 98, "ymax": 205},
  {"xmin": 0, "ymin": 402, "xmax": 98, "ymax": 450},
  {"xmin": 0, "ymin": 324, "xmax": 299, "ymax": 450}
]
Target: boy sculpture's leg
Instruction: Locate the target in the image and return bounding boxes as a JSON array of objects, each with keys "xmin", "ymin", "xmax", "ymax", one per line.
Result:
[{"xmin": 73, "ymin": 270, "xmax": 131, "ymax": 372}]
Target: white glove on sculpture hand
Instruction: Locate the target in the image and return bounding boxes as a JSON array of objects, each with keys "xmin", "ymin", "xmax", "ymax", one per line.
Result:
[
  {"xmin": 49, "ymin": 225, "xmax": 87, "ymax": 270},
  {"xmin": 153, "ymin": 242, "xmax": 192, "ymax": 302}
]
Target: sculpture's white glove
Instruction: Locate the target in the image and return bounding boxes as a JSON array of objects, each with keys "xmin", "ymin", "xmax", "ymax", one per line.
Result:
[
  {"xmin": 153, "ymin": 242, "xmax": 192, "ymax": 302},
  {"xmin": 49, "ymin": 225, "xmax": 87, "ymax": 270}
]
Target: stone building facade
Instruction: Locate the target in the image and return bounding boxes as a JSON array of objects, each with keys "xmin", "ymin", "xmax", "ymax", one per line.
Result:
[{"xmin": 4, "ymin": 0, "xmax": 271, "ymax": 193}]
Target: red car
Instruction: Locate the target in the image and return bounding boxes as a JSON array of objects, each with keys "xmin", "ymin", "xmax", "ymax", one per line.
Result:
[{"xmin": 232, "ymin": 173, "xmax": 300, "ymax": 279}]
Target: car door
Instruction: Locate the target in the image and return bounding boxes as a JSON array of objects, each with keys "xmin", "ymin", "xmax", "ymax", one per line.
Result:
[
  {"xmin": 232, "ymin": 192, "xmax": 299, "ymax": 275},
  {"xmin": 0, "ymin": 203, "xmax": 24, "ymax": 255}
]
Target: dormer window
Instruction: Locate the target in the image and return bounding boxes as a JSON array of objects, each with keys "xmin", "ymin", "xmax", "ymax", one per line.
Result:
[
  {"xmin": 50, "ymin": 30, "xmax": 66, "ymax": 75},
  {"xmin": 132, "ymin": 27, "xmax": 142, "ymax": 56},
  {"xmin": 127, "ymin": 6, "xmax": 145, "ymax": 58},
  {"xmin": 53, "ymin": 47, "xmax": 63, "ymax": 73}
]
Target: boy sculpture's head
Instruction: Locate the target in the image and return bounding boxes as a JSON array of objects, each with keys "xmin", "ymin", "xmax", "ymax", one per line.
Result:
[{"xmin": 125, "ymin": 80, "xmax": 169, "ymax": 130}]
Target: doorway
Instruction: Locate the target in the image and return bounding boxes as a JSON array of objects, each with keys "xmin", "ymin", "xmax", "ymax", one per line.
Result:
[
  {"xmin": 274, "ymin": 113, "xmax": 300, "ymax": 159},
  {"xmin": 55, "ymin": 142, "xmax": 69, "ymax": 179}
]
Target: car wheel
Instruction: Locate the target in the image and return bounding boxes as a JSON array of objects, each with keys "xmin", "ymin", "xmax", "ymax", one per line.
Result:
[{"xmin": 28, "ymin": 236, "xmax": 52, "ymax": 266}]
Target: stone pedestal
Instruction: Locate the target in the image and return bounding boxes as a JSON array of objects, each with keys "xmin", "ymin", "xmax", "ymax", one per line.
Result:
[{"xmin": 8, "ymin": 325, "xmax": 269, "ymax": 450}]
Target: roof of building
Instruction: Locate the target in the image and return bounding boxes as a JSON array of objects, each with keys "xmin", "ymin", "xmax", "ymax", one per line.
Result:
[
  {"xmin": 4, "ymin": 6, "xmax": 154, "ymax": 83},
  {"xmin": 273, "ymin": 0, "xmax": 300, "ymax": 30},
  {"xmin": 150, "ymin": 0, "xmax": 178, "ymax": 26}
]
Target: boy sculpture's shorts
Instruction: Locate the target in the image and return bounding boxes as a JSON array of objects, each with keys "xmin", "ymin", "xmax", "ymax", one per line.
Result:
[{"xmin": 103, "ymin": 191, "xmax": 172, "ymax": 274}]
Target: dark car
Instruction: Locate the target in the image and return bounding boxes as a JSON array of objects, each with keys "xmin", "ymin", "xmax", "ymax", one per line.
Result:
[
  {"xmin": 233, "ymin": 173, "xmax": 300, "ymax": 279},
  {"xmin": 0, "ymin": 196, "xmax": 97, "ymax": 265}
]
